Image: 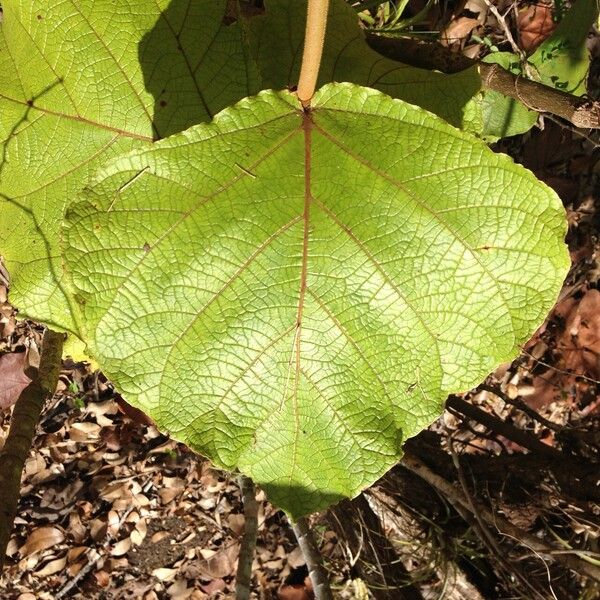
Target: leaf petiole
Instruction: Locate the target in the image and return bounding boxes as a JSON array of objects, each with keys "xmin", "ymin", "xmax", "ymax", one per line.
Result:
[{"xmin": 297, "ymin": 0, "xmax": 330, "ymax": 108}]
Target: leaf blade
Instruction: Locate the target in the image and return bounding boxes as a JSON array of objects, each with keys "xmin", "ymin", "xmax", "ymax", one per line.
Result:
[{"xmin": 65, "ymin": 83, "xmax": 569, "ymax": 517}]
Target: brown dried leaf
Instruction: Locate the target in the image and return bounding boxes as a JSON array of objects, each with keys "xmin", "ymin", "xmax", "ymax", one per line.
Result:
[
  {"xmin": 0, "ymin": 352, "xmax": 31, "ymax": 409},
  {"xmin": 19, "ymin": 526, "xmax": 65, "ymax": 557},
  {"xmin": 36, "ymin": 556, "xmax": 67, "ymax": 577},
  {"xmin": 111, "ymin": 537, "xmax": 132, "ymax": 557},
  {"xmin": 187, "ymin": 543, "xmax": 239, "ymax": 579},
  {"xmin": 517, "ymin": 3, "xmax": 556, "ymax": 52},
  {"xmin": 278, "ymin": 584, "xmax": 312, "ymax": 600},
  {"xmin": 95, "ymin": 570, "xmax": 111, "ymax": 587},
  {"xmin": 286, "ymin": 546, "xmax": 305, "ymax": 569},
  {"xmin": 152, "ymin": 567, "xmax": 178, "ymax": 581},
  {"xmin": 440, "ymin": 17, "xmax": 480, "ymax": 47},
  {"xmin": 227, "ymin": 513, "xmax": 245, "ymax": 536}
]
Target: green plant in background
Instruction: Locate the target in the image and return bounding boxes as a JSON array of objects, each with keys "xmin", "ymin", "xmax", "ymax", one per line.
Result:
[
  {"xmin": 480, "ymin": 0, "xmax": 597, "ymax": 139},
  {"xmin": 0, "ymin": 0, "xmax": 570, "ymax": 522}
]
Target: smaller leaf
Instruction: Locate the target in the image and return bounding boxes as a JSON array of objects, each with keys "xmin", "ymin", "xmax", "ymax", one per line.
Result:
[
  {"xmin": 0, "ymin": 352, "xmax": 31, "ymax": 409},
  {"xmin": 529, "ymin": 0, "xmax": 599, "ymax": 95},
  {"xmin": 480, "ymin": 53, "xmax": 538, "ymax": 141}
]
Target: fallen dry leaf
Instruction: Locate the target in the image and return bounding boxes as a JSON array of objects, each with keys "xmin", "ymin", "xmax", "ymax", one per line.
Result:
[
  {"xmin": 440, "ymin": 16, "xmax": 480, "ymax": 47},
  {"xmin": 111, "ymin": 537, "xmax": 131, "ymax": 557},
  {"xmin": 19, "ymin": 526, "xmax": 64, "ymax": 557},
  {"xmin": 0, "ymin": 352, "xmax": 31, "ymax": 408},
  {"xmin": 35, "ymin": 556, "xmax": 67, "ymax": 577},
  {"xmin": 152, "ymin": 567, "xmax": 178, "ymax": 582},
  {"xmin": 517, "ymin": 3, "xmax": 555, "ymax": 52},
  {"xmin": 200, "ymin": 579, "xmax": 226, "ymax": 595},
  {"xmin": 286, "ymin": 546, "xmax": 306, "ymax": 569},
  {"xmin": 279, "ymin": 579, "xmax": 313, "ymax": 600},
  {"xmin": 95, "ymin": 570, "xmax": 111, "ymax": 587}
]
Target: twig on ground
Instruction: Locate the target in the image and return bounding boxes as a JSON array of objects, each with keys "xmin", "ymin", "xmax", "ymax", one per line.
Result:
[
  {"xmin": 477, "ymin": 383, "xmax": 562, "ymax": 432},
  {"xmin": 328, "ymin": 495, "xmax": 424, "ymax": 600},
  {"xmin": 235, "ymin": 475, "xmax": 259, "ymax": 600},
  {"xmin": 445, "ymin": 395, "xmax": 563, "ymax": 459},
  {"xmin": 0, "ymin": 329, "xmax": 64, "ymax": 570},
  {"xmin": 447, "ymin": 433, "xmax": 549, "ymax": 600},
  {"xmin": 291, "ymin": 516, "xmax": 333, "ymax": 600}
]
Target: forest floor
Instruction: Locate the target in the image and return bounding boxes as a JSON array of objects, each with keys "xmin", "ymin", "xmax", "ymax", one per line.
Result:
[{"xmin": 1, "ymin": 1, "xmax": 600, "ymax": 599}]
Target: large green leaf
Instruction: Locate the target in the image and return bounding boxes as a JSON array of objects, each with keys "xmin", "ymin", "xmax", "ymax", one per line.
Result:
[
  {"xmin": 65, "ymin": 84, "xmax": 569, "ymax": 517},
  {"xmin": 0, "ymin": 0, "xmax": 258, "ymax": 346},
  {"xmin": 247, "ymin": 0, "xmax": 482, "ymax": 130}
]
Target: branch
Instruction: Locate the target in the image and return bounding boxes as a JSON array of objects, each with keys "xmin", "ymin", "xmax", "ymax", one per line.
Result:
[
  {"xmin": 366, "ymin": 35, "xmax": 600, "ymax": 129},
  {"xmin": 445, "ymin": 395, "xmax": 563, "ymax": 460},
  {"xmin": 291, "ymin": 516, "xmax": 333, "ymax": 600},
  {"xmin": 297, "ymin": 0, "xmax": 330, "ymax": 107},
  {"xmin": 235, "ymin": 475, "xmax": 259, "ymax": 600},
  {"xmin": 0, "ymin": 329, "xmax": 64, "ymax": 570}
]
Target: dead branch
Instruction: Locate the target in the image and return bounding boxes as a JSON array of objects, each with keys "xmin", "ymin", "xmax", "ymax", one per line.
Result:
[
  {"xmin": 328, "ymin": 494, "xmax": 424, "ymax": 600},
  {"xmin": 445, "ymin": 395, "xmax": 563, "ymax": 459},
  {"xmin": 235, "ymin": 475, "xmax": 259, "ymax": 600},
  {"xmin": 0, "ymin": 329, "xmax": 64, "ymax": 570},
  {"xmin": 401, "ymin": 452, "xmax": 600, "ymax": 582}
]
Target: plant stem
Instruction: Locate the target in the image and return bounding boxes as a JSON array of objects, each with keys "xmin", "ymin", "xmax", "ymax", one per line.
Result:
[
  {"xmin": 291, "ymin": 516, "xmax": 333, "ymax": 600},
  {"xmin": 235, "ymin": 475, "xmax": 258, "ymax": 600},
  {"xmin": 0, "ymin": 329, "xmax": 64, "ymax": 570},
  {"xmin": 297, "ymin": 0, "xmax": 330, "ymax": 108}
]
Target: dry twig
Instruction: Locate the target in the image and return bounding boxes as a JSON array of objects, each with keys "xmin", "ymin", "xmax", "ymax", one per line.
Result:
[
  {"xmin": 0, "ymin": 329, "xmax": 64, "ymax": 570},
  {"xmin": 235, "ymin": 475, "xmax": 259, "ymax": 600}
]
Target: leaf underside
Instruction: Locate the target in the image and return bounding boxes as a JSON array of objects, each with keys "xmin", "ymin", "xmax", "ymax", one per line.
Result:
[
  {"xmin": 65, "ymin": 84, "xmax": 569, "ymax": 517},
  {"xmin": 0, "ymin": 0, "xmax": 482, "ymax": 354}
]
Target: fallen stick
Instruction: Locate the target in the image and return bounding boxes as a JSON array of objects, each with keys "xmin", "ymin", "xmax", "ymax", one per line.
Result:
[
  {"xmin": 0, "ymin": 329, "xmax": 64, "ymax": 570},
  {"xmin": 401, "ymin": 452, "xmax": 600, "ymax": 581}
]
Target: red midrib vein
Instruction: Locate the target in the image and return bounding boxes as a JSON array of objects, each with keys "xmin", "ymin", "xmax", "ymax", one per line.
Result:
[{"xmin": 293, "ymin": 111, "xmax": 314, "ymax": 400}]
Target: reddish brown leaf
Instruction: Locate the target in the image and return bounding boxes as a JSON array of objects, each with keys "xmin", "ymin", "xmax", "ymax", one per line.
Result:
[
  {"xmin": 0, "ymin": 352, "xmax": 31, "ymax": 409},
  {"xmin": 517, "ymin": 3, "xmax": 556, "ymax": 52},
  {"xmin": 440, "ymin": 17, "xmax": 480, "ymax": 47}
]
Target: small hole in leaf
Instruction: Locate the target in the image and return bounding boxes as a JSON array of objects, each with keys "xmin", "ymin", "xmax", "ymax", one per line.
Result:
[{"xmin": 160, "ymin": 100, "xmax": 167, "ymax": 108}]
